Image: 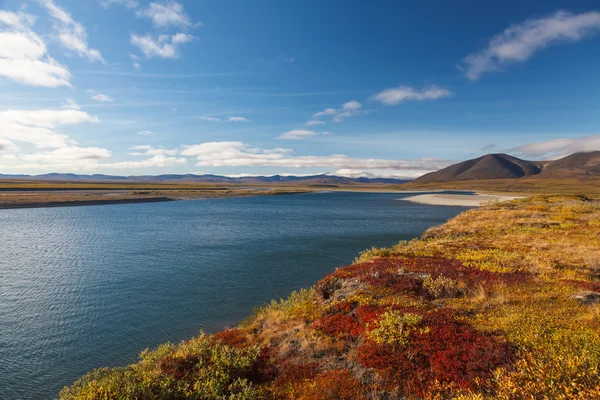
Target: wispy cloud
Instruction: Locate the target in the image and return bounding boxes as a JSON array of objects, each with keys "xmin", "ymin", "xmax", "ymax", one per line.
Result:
[
  {"xmin": 226, "ymin": 116, "xmax": 249, "ymax": 122},
  {"xmin": 277, "ymin": 129, "xmax": 325, "ymax": 140},
  {"xmin": 99, "ymin": 0, "xmax": 140, "ymax": 8},
  {"xmin": 136, "ymin": 0, "xmax": 193, "ymax": 28},
  {"xmin": 130, "ymin": 33, "xmax": 195, "ymax": 59},
  {"xmin": 305, "ymin": 120, "xmax": 325, "ymax": 126},
  {"xmin": 128, "ymin": 144, "xmax": 179, "ymax": 156},
  {"xmin": 372, "ymin": 85, "xmax": 452, "ymax": 105},
  {"xmin": 509, "ymin": 134, "xmax": 600, "ymax": 159},
  {"xmin": 461, "ymin": 10, "xmax": 600, "ymax": 80},
  {"xmin": 0, "ymin": 10, "xmax": 71, "ymax": 87},
  {"xmin": 313, "ymin": 100, "xmax": 364, "ymax": 123},
  {"xmin": 41, "ymin": 0, "xmax": 105, "ymax": 63},
  {"xmin": 197, "ymin": 116, "xmax": 222, "ymax": 122},
  {"xmin": 62, "ymin": 98, "xmax": 80, "ymax": 110},
  {"xmin": 136, "ymin": 130, "xmax": 153, "ymax": 135}
]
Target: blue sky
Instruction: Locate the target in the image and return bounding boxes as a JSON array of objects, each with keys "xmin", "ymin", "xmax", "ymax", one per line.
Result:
[{"xmin": 0, "ymin": 0, "xmax": 599, "ymax": 178}]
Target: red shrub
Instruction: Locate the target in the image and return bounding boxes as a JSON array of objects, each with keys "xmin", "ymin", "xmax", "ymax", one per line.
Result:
[
  {"xmin": 274, "ymin": 361, "xmax": 320, "ymax": 386},
  {"xmin": 212, "ymin": 328, "xmax": 249, "ymax": 348},
  {"xmin": 313, "ymin": 313, "xmax": 362, "ymax": 338},
  {"xmin": 562, "ymin": 279, "xmax": 600, "ymax": 293},
  {"xmin": 318, "ymin": 256, "xmax": 530, "ymax": 302},
  {"xmin": 358, "ymin": 309, "xmax": 515, "ymax": 398}
]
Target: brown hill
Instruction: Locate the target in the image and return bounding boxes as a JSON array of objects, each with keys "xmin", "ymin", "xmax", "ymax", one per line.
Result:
[
  {"xmin": 538, "ymin": 151, "xmax": 600, "ymax": 178},
  {"xmin": 414, "ymin": 153, "xmax": 541, "ymax": 183}
]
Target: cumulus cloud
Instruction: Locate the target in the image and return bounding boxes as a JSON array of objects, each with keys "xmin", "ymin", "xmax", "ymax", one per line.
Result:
[
  {"xmin": 136, "ymin": 0, "xmax": 192, "ymax": 28},
  {"xmin": 22, "ymin": 146, "xmax": 111, "ymax": 163},
  {"xmin": 180, "ymin": 141, "xmax": 449, "ymax": 174},
  {"xmin": 372, "ymin": 85, "xmax": 453, "ymax": 105},
  {"xmin": 0, "ymin": 108, "xmax": 99, "ymax": 149},
  {"xmin": 131, "ymin": 33, "xmax": 195, "ymax": 59},
  {"xmin": 313, "ymin": 101, "xmax": 364, "ymax": 123},
  {"xmin": 0, "ymin": 10, "xmax": 71, "ymax": 87},
  {"xmin": 99, "ymin": 0, "xmax": 140, "ymax": 8},
  {"xmin": 509, "ymin": 134, "xmax": 600, "ymax": 159},
  {"xmin": 461, "ymin": 10, "xmax": 600, "ymax": 80},
  {"xmin": 41, "ymin": 0, "xmax": 105, "ymax": 63}
]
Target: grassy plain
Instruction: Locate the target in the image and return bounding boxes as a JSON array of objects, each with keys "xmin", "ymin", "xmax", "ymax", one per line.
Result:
[{"xmin": 60, "ymin": 194, "xmax": 600, "ymax": 399}]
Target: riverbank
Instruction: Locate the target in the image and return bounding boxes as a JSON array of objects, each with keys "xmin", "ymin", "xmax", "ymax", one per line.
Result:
[
  {"xmin": 61, "ymin": 195, "xmax": 600, "ymax": 399},
  {"xmin": 400, "ymin": 192, "xmax": 523, "ymax": 206},
  {"xmin": 0, "ymin": 188, "xmax": 313, "ymax": 210}
]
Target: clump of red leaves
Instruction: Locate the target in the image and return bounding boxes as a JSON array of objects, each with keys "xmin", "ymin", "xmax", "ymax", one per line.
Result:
[
  {"xmin": 274, "ymin": 361, "xmax": 320, "ymax": 386},
  {"xmin": 312, "ymin": 301, "xmax": 362, "ymax": 339},
  {"xmin": 357, "ymin": 309, "xmax": 515, "ymax": 398},
  {"xmin": 212, "ymin": 327, "xmax": 249, "ymax": 348},
  {"xmin": 562, "ymin": 279, "xmax": 600, "ymax": 293},
  {"xmin": 318, "ymin": 256, "xmax": 530, "ymax": 302}
]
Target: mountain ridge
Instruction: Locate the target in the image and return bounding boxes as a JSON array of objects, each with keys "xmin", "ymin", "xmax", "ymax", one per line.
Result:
[
  {"xmin": 414, "ymin": 151, "xmax": 599, "ymax": 183},
  {"xmin": 0, "ymin": 172, "xmax": 410, "ymax": 185}
]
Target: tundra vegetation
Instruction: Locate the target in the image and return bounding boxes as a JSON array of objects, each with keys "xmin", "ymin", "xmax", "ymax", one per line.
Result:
[{"xmin": 61, "ymin": 195, "xmax": 600, "ymax": 399}]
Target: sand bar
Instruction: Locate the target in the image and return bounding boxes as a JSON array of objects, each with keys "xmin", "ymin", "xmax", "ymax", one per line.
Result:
[{"xmin": 400, "ymin": 193, "xmax": 523, "ymax": 207}]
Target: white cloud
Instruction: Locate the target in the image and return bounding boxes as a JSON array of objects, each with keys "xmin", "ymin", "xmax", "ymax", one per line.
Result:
[
  {"xmin": 0, "ymin": 138, "xmax": 19, "ymax": 153},
  {"xmin": 227, "ymin": 116, "xmax": 249, "ymax": 122},
  {"xmin": 99, "ymin": 0, "xmax": 140, "ymax": 8},
  {"xmin": 278, "ymin": 129, "xmax": 323, "ymax": 140},
  {"xmin": 41, "ymin": 0, "xmax": 105, "ymax": 63},
  {"xmin": 128, "ymin": 144, "xmax": 179, "ymax": 156},
  {"xmin": 509, "ymin": 134, "xmax": 600, "ymax": 159},
  {"xmin": 0, "ymin": 108, "xmax": 99, "ymax": 149},
  {"xmin": 130, "ymin": 33, "xmax": 195, "ymax": 59},
  {"xmin": 136, "ymin": 130, "xmax": 153, "ymax": 135},
  {"xmin": 331, "ymin": 169, "xmax": 419, "ymax": 179},
  {"xmin": 461, "ymin": 10, "xmax": 600, "ymax": 80},
  {"xmin": 0, "ymin": 10, "xmax": 71, "ymax": 87},
  {"xmin": 23, "ymin": 146, "xmax": 111, "ymax": 163},
  {"xmin": 181, "ymin": 141, "xmax": 449, "ymax": 173},
  {"xmin": 197, "ymin": 116, "xmax": 221, "ymax": 122},
  {"xmin": 129, "ymin": 53, "xmax": 141, "ymax": 68},
  {"xmin": 305, "ymin": 120, "xmax": 325, "ymax": 126},
  {"xmin": 136, "ymin": 0, "xmax": 192, "ymax": 28},
  {"xmin": 372, "ymin": 85, "xmax": 452, "ymax": 105},
  {"xmin": 313, "ymin": 108, "xmax": 336, "ymax": 118},
  {"xmin": 62, "ymin": 98, "xmax": 80, "ymax": 110},
  {"xmin": 313, "ymin": 101, "xmax": 363, "ymax": 123},
  {"xmin": 89, "ymin": 91, "xmax": 115, "ymax": 102}
]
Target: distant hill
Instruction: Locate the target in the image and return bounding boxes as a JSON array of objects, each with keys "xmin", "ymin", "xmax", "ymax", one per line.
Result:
[
  {"xmin": 537, "ymin": 151, "xmax": 600, "ymax": 179},
  {"xmin": 414, "ymin": 154, "xmax": 542, "ymax": 183},
  {"xmin": 0, "ymin": 173, "xmax": 409, "ymax": 185},
  {"xmin": 413, "ymin": 151, "xmax": 600, "ymax": 183}
]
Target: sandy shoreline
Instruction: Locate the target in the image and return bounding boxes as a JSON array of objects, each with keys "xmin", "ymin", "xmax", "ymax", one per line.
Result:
[{"xmin": 400, "ymin": 193, "xmax": 523, "ymax": 207}]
